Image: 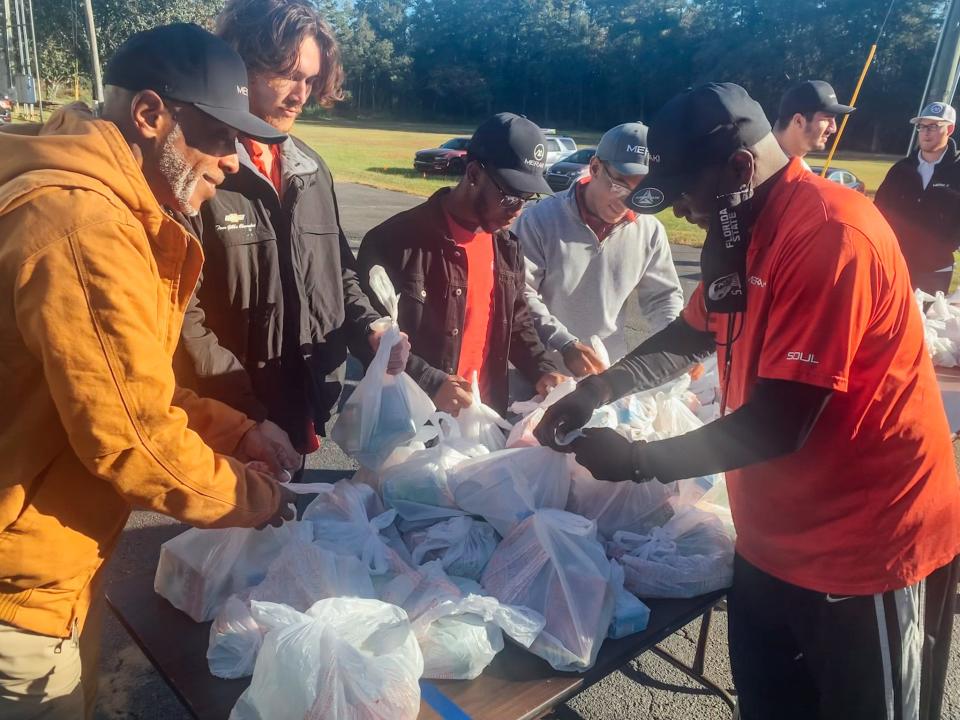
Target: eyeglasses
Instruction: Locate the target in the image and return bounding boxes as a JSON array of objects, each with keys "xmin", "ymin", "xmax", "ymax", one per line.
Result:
[
  {"xmin": 482, "ymin": 165, "xmax": 537, "ymax": 208},
  {"xmin": 598, "ymin": 163, "xmax": 634, "ymax": 198},
  {"xmin": 917, "ymin": 122, "xmax": 948, "ymax": 133}
]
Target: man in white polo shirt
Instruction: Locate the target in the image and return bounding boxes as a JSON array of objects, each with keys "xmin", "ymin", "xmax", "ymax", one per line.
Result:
[
  {"xmin": 514, "ymin": 122, "xmax": 683, "ymax": 376},
  {"xmin": 875, "ymin": 101, "xmax": 960, "ymax": 293}
]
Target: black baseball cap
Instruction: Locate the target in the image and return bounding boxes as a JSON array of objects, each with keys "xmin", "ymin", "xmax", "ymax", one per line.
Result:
[
  {"xmin": 104, "ymin": 23, "xmax": 285, "ymax": 144},
  {"xmin": 626, "ymin": 83, "xmax": 772, "ymax": 214},
  {"xmin": 778, "ymin": 80, "xmax": 855, "ymax": 120},
  {"xmin": 468, "ymin": 113, "xmax": 553, "ymax": 195}
]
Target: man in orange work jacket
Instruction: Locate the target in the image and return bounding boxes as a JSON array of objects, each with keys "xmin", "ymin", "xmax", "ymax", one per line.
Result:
[{"xmin": 0, "ymin": 24, "xmax": 300, "ymax": 720}]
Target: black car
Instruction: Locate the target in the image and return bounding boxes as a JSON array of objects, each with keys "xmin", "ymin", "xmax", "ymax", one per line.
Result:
[
  {"xmin": 413, "ymin": 137, "xmax": 471, "ymax": 175},
  {"xmin": 545, "ymin": 147, "xmax": 596, "ymax": 191}
]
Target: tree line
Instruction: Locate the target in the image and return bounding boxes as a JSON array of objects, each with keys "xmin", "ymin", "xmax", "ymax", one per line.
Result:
[{"xmin": 20, "ymin": 0, "xmax": 950, "ymax": 153}]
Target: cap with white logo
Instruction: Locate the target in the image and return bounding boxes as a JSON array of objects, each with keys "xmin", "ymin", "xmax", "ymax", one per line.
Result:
[
  {"xmin": 468, "ymin": 113, "xmax": 553, "ymax": 196},
  {"xmin": 911, "ymin": 102, "xmax": 957, "ymax": 126},
  {"xmin": 104, "ymin": 23, "xmax": 285, "ymax": 144},
  {"xmin": 596, "ymin": 122, "xmax": 650, "ymax": 176}
]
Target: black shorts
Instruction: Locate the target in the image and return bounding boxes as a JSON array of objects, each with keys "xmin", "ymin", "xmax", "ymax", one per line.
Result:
[{"xmin": 728, "ymin": 553, "xmax": 959, "ymax": 720}]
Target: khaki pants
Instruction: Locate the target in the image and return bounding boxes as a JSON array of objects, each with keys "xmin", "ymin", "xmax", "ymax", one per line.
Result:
[
  {"xmin": 0, "ymin": 587, "xmax": 104, "ymax": 720},
  {"xmin": 0, "ymin": 622, "xmax": 84, "ymax": 720}
]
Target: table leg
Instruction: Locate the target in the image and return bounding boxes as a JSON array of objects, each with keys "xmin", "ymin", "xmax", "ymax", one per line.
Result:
[{"xmin": 647, "ymin": 604, "xmax": 736, "ymax": 713}]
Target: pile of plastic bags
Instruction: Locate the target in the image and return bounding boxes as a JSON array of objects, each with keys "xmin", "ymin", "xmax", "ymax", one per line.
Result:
[
  {"xmin": 153, "ymin": 286, "xmax": 736, "ymax": 718},
  {"xmin": 916, "ymin": 289, "xmax": 960, "ymax": 368}
]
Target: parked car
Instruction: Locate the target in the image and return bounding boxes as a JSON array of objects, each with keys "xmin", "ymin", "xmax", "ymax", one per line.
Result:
[
  {"xmin": 540, "ymin": 131, "xmax": 578, "ymax": 170},
  {"xmin": 545, "ymin": 147, "xmax": 596, "ymax": 191},
  {"xmin": 413, "ymin": 137, "xmax": 471, "ymax": 175},
  {"xmin": 808, "ymin": 165, "xmax": 866, "ymax": 194}
]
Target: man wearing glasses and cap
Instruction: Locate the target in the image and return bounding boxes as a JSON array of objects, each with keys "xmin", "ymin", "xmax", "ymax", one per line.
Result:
[
  {"xmin": 0, "ymin": 24, "xmax": 298, "ymax": 719},
  {"xmin": 514, "ymin": 122, "xmax": 683, "ymax": 376},
  {"xmin": 773, "ymin": 80, "xmax": 855, "ymax": 167},
  {"xmin": 875, "ymin": 101, "xmax": 960, "ymax": 293},
  {"xmin": 536, "ymin": 83, "xmax": 960, "ymax": 720},
  {"xmin": 358, "ymin": 113, "xmax": 567, "ymax": 415}
]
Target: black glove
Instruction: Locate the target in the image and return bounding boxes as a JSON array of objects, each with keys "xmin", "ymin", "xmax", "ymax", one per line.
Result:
[
  {"xmin": 535, "ymin": 375, "xmax": 612, "ymax": 450},
  {"xmin": 570, "ymin": 428, "xmax": 655, "ymax": 483}
]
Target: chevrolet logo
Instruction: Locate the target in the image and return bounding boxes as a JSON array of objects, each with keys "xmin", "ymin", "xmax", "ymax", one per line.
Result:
[{"xmin": 224, "ymin": 213, "xmax": 244, "ymax": 223}]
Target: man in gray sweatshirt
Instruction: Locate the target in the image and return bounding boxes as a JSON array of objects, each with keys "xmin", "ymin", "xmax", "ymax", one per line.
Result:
[{"xmin": 515, "ymin": 122, "xmax": 684, "ymax": 376}]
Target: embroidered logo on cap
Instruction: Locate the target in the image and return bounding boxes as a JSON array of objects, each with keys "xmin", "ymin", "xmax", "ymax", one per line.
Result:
[
  {"xmin": 631, "ymin": 187, "xmax": 665, "ymax": 209},
  {"xmin": 533, "ymin": 144, "xmax": 545, "ymax": 162},
  {"xmin": 931, "ymin": 103, "xmax": 945, "ymax": 115}
]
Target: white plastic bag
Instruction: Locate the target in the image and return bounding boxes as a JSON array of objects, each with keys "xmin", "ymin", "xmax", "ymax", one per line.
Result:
[
  {"xmin": 566, "ymin": 459, "xmax": 676, "ymax": 539},
  {"xmin": 230, "ymin": 598, "xmax": 423, "ymax": 720},
  {"xmin": 381, "ymin": 413, "xmax": 487, "ymax": 529},
  {"xmin": 398, "ymin": 561, "xmax": 544, "ymax": 680},
  {"xmin": 407, "ymin": 516, "xmax": 500, "ymax": 580},
  {"xmin": 331, "ymin": 308, "xmax": 434, "ymax": 469},
  {"xmin": 506, "ymin": 378, "xmax": 578, "ymax": 448},
  {"xmin": 455, "ymin": 371, "xmax": 513, "ymax": 451},
  {"xmin": 481, "ymin": 509, "xmax": 615, "ymax": 671},
  {"xmin": 452, "ymin": 446, "xmax": 572, "ymax": 536},
  {"xmin": 154, "ymin": 521, "xmax": 311, "ymax": 622},
  {"xmin": 206, "ymin": 540, "xmax": 377, "ymax": 679},
  {"xmin": 607, "ymin": 560, "xmax": 650, "ymax": 639},
  {"xmin": 607, "ymin": 507, "xmax": 734, "ymax": 599},
  {"xmin": 301, "ymin": 479, "xmax": 400, "ymax": 575}
]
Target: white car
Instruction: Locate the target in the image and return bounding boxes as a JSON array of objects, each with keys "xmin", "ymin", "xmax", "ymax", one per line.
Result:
[{"xmin": 539, "ymin": 129, "xmax": 578, "ymax": 171}]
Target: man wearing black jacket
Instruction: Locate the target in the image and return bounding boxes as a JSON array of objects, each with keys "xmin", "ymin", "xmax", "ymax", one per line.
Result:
[
  {"xmin": 358, "ymin": 113, "xmax": 567, "ymax": 416},
  {"xmin": 875, "ymin": 101, "xmax": 960, "ymax": 293},
  {"xmin": 175, "ymin": 0, "xmax": 407, "ymax": 457}
]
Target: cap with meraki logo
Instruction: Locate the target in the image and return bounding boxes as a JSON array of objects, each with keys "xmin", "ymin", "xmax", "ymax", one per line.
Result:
[
  {"xmin": 104, "ymin": 23, "xmax": 286, "ymax": 144},
  {"xmin": 468, "ymin": 113, "xmax": 553, "ymax": 196},
  {"xmin": 596, "ymin": 122, "xmax": 650, "ymax": 176}
]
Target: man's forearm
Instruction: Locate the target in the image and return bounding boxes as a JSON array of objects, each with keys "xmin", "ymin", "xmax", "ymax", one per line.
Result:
[
  {"xmin": 601, "ymin": 318, "xmax": 715, "ymax": 400},
  {"xmin": 637, "ymin": 379, "xmax": 832, "ymax": 482}
]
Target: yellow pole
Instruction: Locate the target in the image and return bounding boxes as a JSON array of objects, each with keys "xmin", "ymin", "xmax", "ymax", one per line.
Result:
[{"xmin": 821, "ymin": 43, "xmax": 877, "ymax": 176}]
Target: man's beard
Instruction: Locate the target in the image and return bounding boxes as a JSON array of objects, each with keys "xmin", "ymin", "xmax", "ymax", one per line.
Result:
[{"xmin": 158, "ymin": 123, "xmax": 201, "ymax": 216}]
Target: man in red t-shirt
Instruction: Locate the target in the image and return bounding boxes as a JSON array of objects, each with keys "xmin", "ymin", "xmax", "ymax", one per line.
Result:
[
  {"xmin": 538, "ymin": 83, "xmax": 960, "ymax": 720},
  {"xmin": 359, "ymin": 113, "xmax": 568, "ymax": 416}
]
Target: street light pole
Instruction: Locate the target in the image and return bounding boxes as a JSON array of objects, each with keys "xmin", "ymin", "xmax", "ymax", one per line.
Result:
[{"xmin": 81, "ymin": 0, "xmax": 102, "ymax": 104}]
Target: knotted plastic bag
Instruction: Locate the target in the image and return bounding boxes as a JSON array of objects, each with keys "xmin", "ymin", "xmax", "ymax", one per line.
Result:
[
  {"xmin": 607, "ymin": 506, "xmax": 734, "ymax": 599},
  {"xmin": 301, "ymin": 479, "xmax": 402, "ymax": 575},
  {"xmin": 207, "ymin": 541, "xmax": 377, "ymax": 679},
  {"xmin": 452, "ymin": 446, "xmax": 571, "ymax": 536},
  {"xmin": 407, "ymin": 516, "xmax": 500, "ymax": 581},
  {"xmin": 481, "ymin": 509, "xmax": 615, "ymax": 672},
  {"xmin": 399, "ymin": 560, "xmax": 545, "ymax": 680},
  {"xmin": 229, "ymin": 598, "xmax": 423, "ymax": 720}
]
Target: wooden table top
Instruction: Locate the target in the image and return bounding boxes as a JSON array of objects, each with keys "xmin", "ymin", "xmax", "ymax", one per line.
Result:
[{"xmin": 106, "ymin": 573, "xmax": 723, "ymax": 720}]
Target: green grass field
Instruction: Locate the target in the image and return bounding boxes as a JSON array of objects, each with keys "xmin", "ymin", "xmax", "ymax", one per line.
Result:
[{"xmin": 294, "ymin": 118, "xmax": 898, "ymax": 247}]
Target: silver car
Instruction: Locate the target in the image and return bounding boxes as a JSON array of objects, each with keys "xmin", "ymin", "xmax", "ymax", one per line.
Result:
[{"xmin": 540, "ymin": 132, "xmax": 578, "ymax": 170}]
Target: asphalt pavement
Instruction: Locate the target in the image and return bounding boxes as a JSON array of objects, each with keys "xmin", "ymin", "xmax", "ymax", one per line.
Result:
[{"xmin": 92, "ymin": 182, "xmax": 959, "ymax": 720}]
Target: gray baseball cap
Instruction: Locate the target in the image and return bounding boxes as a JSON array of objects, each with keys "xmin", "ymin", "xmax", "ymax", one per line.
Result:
[
  {"xmin": 596, "ymin": 122, "xmax": 650, "ymax": 176},
  {"xmin": 911, "ymin": 101, "xmax": 956, "ymax": 125}
]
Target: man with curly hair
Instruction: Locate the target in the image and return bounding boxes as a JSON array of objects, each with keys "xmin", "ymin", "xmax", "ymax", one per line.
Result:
[{"xmin": 176, "ymin": 0, "xmax": 408, "ymax": 467}]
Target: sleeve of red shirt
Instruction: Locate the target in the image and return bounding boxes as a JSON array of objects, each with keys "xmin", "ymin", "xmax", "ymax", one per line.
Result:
[{"xmin": 757, "ymin": 222, "xmax": 877, "ymax": 392}]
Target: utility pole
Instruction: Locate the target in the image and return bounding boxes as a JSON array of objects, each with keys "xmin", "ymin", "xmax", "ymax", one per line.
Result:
[
  {"xmin": 26, "ymin": 0, "xmax": 40, "ymax": 118},
  {"xmin": 82, "ymin": 0, "xmax": 102, "ymax": 104},
  {"xmin": 0, "ymin": 0, "xmax": 12, "ymax": 93},
  {"xmin": 909, "ymin": 0, "xmax": 960, "ymax": 153}
]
